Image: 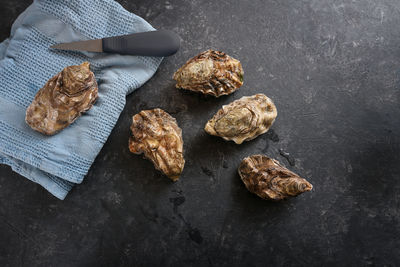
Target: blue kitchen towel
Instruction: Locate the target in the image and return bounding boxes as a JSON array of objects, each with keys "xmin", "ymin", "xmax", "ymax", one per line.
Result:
[{"xmin": 0, "ymin": 0, "xmax": 162, "ymax": 199}]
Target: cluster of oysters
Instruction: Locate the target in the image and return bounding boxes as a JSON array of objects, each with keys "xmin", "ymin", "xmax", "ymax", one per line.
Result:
[
  {"xmin": 131, "ymin": 49, "xmax": 313, "ymax": 201},
  {"xmin": 25, "ymin": 50, "xmax": 312, "ymax": 201}
]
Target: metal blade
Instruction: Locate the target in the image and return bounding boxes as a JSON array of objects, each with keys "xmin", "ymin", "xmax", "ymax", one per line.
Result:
[{"xmin": 50, "ymin": 39, "xmax": 103, "ymax": 52}]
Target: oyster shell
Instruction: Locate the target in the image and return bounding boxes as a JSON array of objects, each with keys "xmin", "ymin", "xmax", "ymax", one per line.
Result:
[
  {"xmin": 129, "ymin": 108, "xmax": 185, "ymax": 181},
  {"xmin": 173, "ymin": 49, "xmax": 243, "ymax": 97},
  {"xmin": 238, "ymin": 155, "xmax": 313, "ymax": 201},
  {"xmin": 25, "ymin": 62, "xmax": 98, "ymax": 135},
  {"xmin": 204, "ymin": 94, "xmax": 277, "ymax": 144}
]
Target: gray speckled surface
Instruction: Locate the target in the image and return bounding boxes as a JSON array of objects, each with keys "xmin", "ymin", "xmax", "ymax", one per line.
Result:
[{"xmin": 1, "ymin": 0, "xmax": 400, "ymax": 266}]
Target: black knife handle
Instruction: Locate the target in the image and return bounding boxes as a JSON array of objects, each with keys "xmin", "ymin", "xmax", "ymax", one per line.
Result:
[{"xmin": 102, "ymin": 30, "xmax": 180, "ymax": 57}]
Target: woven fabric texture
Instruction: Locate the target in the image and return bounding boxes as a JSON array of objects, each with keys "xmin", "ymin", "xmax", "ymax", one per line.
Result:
[{"xmin": 0, "ymin": 0, "xmax": 162, "ymax": 199}]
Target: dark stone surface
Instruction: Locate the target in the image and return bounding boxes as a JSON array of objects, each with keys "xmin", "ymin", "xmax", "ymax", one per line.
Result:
[{"xmin": 1, "ymin": 0, "xmax": 400, "ymax": 266}]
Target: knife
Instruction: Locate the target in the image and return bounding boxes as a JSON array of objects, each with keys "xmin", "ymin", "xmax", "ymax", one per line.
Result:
[{"xmin": 50, "ymin": 30, "xmax": 180, "ymax": 57}]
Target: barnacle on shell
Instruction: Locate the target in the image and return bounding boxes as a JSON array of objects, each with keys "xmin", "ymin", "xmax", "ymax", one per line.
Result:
[
  {"xmin": 173, "ymin": 49, "xmax": 243, "ymax": 97},
  {"xmin": 129, "ymin": 108, "xmax": 185, "ymax": 181},
  {"xmin": 238, "ymin": 155, "xmax": 313, "ymax": 201},
  {"xmin": 204, "ymin": 94, "xmax": 277, "ymax": 144},
  {"xmin": 25, "ymin": 62, "xmax": 98, "ymax": 135}
]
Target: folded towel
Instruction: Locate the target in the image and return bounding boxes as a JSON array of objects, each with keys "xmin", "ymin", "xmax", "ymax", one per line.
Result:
[{"xmin": 0, "ymin": 0, "xmax": 162, "ymax": 199}]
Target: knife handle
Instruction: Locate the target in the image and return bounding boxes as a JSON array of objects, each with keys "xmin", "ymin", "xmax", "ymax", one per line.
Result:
[{"xmin": 102, "ymin": 30, "xmax": 180, "ymax": 57}]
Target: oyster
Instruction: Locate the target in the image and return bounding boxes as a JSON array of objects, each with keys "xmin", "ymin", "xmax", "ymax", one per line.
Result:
[
  {"xmin": 129, "ymin": 108, "xmax": 185, "ymax": 181},
  {"xmin": 173, "ymin": 49, "xmax": 243, "ymax": 97},
  {"xmin": 204, "ymin": 94, "xmax": 277, "ymax": 144},
  {"xmin": 25, "ymin": 62, "xmax": 98, "ymax": 135},
  {"xmin": 238, "ymin": 155, "xmax": 313, "ymax": 201}
]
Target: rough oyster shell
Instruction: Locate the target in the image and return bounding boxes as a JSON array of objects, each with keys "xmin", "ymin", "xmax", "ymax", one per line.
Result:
[
  {"xmin": 173, "ymin": 49, "xmax": 243, "ymax": 97},
  {"xmin": 204, "ymin": 94, "xmax": 277, "ymax": 144},
  {"xmin": 25, "ymin": 62, "xmax": 98, "ymax": 135},
  {"xmin": 129, "ymin": 108, "xmax": 185, "ymax": 181},
  {"xmin": 238, "ymin": 155, "xmax": 313, "ymax": 201}
]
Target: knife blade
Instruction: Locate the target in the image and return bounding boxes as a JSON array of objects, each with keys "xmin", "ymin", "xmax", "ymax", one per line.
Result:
[{"xmin": 50, "ymin": 30, "xmax": 180, "ymax": 57}]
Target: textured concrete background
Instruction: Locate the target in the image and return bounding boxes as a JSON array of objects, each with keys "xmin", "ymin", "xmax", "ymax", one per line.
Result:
[{"xmin": 1, "ymin": 0, "xmax": 400, "ymax": 266}]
